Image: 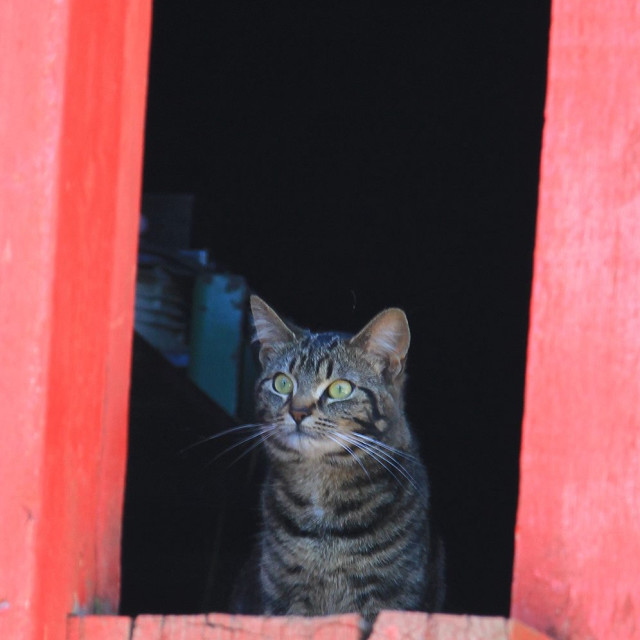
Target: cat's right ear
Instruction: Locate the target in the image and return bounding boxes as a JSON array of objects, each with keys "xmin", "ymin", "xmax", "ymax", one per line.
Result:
[{"xmin": 250, "ymin": 295, "xmax": 297, "ymax": 366}]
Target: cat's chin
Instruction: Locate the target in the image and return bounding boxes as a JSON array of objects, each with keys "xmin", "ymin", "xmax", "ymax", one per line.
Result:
[{"xmin": 275, "ymin": 428, "xmax": 342, "ymax": 458}]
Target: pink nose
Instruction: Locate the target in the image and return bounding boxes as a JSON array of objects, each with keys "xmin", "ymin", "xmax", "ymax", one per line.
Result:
[{"xmin": 290, "ymin": 406, "xmax": 311, "ymax": 424}]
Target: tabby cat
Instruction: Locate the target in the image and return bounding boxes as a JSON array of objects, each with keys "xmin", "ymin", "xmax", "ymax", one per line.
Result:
[{"xmin": 230, "ymin": 295, "xmax": 445, "ymax": 622}]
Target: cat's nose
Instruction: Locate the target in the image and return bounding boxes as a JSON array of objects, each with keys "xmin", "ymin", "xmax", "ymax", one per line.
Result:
[{"xmin": 290, "ymin": 405, "xmax": 312, "ymax": 425}]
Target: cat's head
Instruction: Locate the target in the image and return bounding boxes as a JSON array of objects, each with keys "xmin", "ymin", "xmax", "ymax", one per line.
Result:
[{"xmin": 250, "ymin": 295, "xmax": 412, "ymax": 458}]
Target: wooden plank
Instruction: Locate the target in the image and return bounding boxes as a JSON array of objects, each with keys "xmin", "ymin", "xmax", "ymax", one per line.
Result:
[
  {"xmin": 507, "ymin": 620, "xmax": 552, "ymax": 640},
  {"xmin": 511, "ymin": 0, "xmax": 640, "ymax": 638},
  {"xmin": 130, "ymin": 614, "xmax": 362, "ymax": 640},
  {"xmin": 371, "ymin": 613, "xmax": 553, "ymax": 640},
  {"xmin": 65, "ymin": 613, "xmax": 553, "ymax": 640},
  {"xmin": 371, "ymin": 612, "xmax": 504, "ymax": 640},
  {"xmin": 372, "ymin": 612, "xmax": 506, "ymax": 640},
  {"xmin": 0, "ymin": 0, "xmax": 150, "ymax": 638},
  {"xmin": 67, "ymin": 616, "xmax": 132, "ymax": 640}
]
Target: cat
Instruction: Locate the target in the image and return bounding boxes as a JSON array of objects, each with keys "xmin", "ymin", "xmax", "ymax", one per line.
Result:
[{"xmin": 229, "ymin": 295, "xmax": 445, "ymax": 623}]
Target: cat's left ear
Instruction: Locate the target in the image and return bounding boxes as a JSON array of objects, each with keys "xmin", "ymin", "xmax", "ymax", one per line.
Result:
[
  {"xmin": 250, "ymin": 295, "xmax": 298, "ymax": 366},
  {"xmin": 350, "ymin": 308, "xmax": 410, "ymax": 377}
]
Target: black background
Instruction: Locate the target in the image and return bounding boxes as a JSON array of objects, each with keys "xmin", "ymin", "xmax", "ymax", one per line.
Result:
[{"xmin": 127, "ymin": 0, "xmax": 551, "ymax": 618}]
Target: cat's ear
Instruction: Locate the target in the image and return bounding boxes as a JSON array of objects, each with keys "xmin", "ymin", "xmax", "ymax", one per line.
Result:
[
  {"xmin": 250, "ymin": 295, "xmax": 297, "ymax": 365},
  {"xmin": 350, "ymin": 308, "xmax": 410, "ymax": 377}
]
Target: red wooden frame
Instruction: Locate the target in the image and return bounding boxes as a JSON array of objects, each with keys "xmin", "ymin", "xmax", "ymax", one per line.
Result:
[
  {"xmin": 0, "ymin": 0, "xmax": 151, "ymax": 638},
  {"xmin": 2, "ymin": 0, "xmax": 639, "ymax": 638},
  {"xmin": 511, "ymin": 0, "xmax": 640, "ymax": 638},
  {"xmin": 66, "ymin": 613, "xmax": 549, "ymax": 640}
]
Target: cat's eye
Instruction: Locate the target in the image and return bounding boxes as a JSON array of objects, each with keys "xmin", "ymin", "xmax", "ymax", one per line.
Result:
[
  {"xmin": 327, "ymin": 379, "xmax": 353, "ymax": 400},
  {"xmin": 273, "ymin": 373, "xmax": 294, "ymax": 395}
]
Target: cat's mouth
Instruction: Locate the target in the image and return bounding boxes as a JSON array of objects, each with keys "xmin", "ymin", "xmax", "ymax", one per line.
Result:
[
  {"xmin": 278, "ymin": 430, "xmax": 322, "ymax": 455},
  {"xmin": 274, "ymin": 420, "xmax": 341, "ymax": 456},
  {"xmin": 281, "ymin": 421, "xmax": 318, "ymax": 441}
]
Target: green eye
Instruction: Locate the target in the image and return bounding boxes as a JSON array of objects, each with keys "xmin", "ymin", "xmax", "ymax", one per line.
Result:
[
  {"xmin": 273, "ymin": 373, "xmax": 294, "ymax": 395},
  {"xmin": 327, "ymin": 379, "xmax": 353, "ymax": 400}
]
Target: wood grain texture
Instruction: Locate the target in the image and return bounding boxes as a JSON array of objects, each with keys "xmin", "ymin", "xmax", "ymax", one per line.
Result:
[
  {"xmin": 370, "ymin": 612, "xmax": 553, "ymax": 640},
  {"xmin": 511, "ymin": 0, "xmax": 640, "ymax": 638},
  {"xmin": 508, "ymin": 620, "xmax": 554, "ymax": 640},
  {"xmin": 65, "ymin": 614, "xmax": 552, "ymax": 640},
  {"xmin": 370, "ymin": 612, "xmax": 508, "ymax": 640},
  {"xmin": 130, "ymin": 613, "xmax": 362, "ymax": 640},
  {"xmin": 67, "ymin": 616, "xmax": 132, "ymax": 640},
  {"xmin": 0, "ymin": 0, "xmax": 150, "ymax": 638}
]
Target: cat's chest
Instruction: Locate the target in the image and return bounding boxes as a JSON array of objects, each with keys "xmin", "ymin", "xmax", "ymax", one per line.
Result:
[
  {"xmin": 283, "ymin": 473, "xmax": 345, "ymax": 524},
  {"xmin": 304, "ymin": 483, "xmax": 323, "ymax": 517},
  {"xmin": 301, "ymin": 476, "xmax": 334, "ymax": 516}
]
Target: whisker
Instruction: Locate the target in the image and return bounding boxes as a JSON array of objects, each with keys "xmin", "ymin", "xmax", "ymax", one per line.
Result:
[
  {"xmin": 324, "ymin": 432, "xmax": 372, "ymax": 482},
  {"xmin": 363, "ymin": 444, "xmax": 419, "ymax": 490},
  {"xmin": 179, "ymin": 423, "xmax": 273, "ymax": 455},
  {"xmin": 315, "ymin": 418, "xmax": 417, "ymax": 489},
  {"xmin": 222, "ymin": 428, "xmax": 278, "ymax": 469},
  {"xmin": 343, "ymin": 440, "xmax": 408, "ymax": 488},
  {"xmin": 334, "ymin": 431, "xmax": 420, "ymax": 492},
  {"xmin": 349, "ymin": 432, "xmax": 419, "ymax": 462},
  {"xmin": 212, "ymin": 425, "xmax": 277, "ymax": 462}
]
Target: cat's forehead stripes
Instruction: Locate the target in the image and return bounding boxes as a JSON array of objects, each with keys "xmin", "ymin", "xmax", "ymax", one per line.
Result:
[
  {"xmin": 307, "ymin": 332, "xmax": 344, "ymax": 349},
  {"xmin": 285, "ymin": 332, "xmax": 345, "ymax": 376},
  {"xmin": 315, "ymin": 355, "xmax": 334, "ymax": 380}
]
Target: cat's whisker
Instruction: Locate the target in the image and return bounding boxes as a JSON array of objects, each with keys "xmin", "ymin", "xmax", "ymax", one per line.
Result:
[
  {"xmin": 179, "ymin": 423, "xmax": 274, "ymax": 455},
  {"xmin": 337, "ymin": 436, "xmax": 407, "ymax": 489},
  {"xmin": 349, "ymin": 434, "xmax": 426, "ymax": 492},
  {"xmin": 360, "ymin": 443, "xmax": 420, "ymax": 492},
  {"xmin": 348, "ymin": 431, "xmax": 419, "ymax": 463},
  {"xmin": 334, "ymin": 431, "xmax": 420, "ymax": 492},
  {"xmin": 189, "ymin": 424, "xmax": 277, "ymax": 475},
  {"xmin": 324, "ymin": 432, "xmax": 372, "ymax": 482},
  {"xmin": 221, "ymin": 428, "xmax": 278, "ymax": 469},
  {"xmin": 213, "ymin": 424, "xmax": 277, "ymax": 462}
]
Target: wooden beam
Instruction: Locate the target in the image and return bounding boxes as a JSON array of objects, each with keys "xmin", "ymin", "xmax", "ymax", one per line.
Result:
[
  {"xmin": 0, "ymin": 0, "xmax": 151, "ymax": 638},
  {"xmin": 128, "ymin": 614, "xmax": 361, "ymax": 640},
  {"xmin": 67, "ymin": 617, "xmax": 132, "ymax": 640},
  {"xmin": 370, "ymin": 612, "xmax": 552, "ymax": 640},
  {"xmin": 511, "ymin": 0, "xmax": 640, "ymax": 638},
  {"xmin": 66, "ymin": 614, "xmax": 551, "ymax": 640}
]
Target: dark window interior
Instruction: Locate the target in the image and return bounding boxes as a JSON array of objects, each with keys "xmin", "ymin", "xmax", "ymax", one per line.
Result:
[{"xmin": 121, "ymin": 0, "xmax": 551, "ymax": 618}]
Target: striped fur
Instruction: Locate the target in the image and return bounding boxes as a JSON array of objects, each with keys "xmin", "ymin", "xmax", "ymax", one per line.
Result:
[{"xmin": 231, "ymin": 296, "xmax": 445, "ymax": 622}]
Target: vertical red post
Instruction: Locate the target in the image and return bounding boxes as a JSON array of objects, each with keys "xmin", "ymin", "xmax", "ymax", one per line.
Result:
[
  {"xmin": 0, "ymin": 0, "xmax": 151, "ymax": 639},
  {"xmin": 511, "ymin": 0, "xmax": 640, "ymax": 638}
]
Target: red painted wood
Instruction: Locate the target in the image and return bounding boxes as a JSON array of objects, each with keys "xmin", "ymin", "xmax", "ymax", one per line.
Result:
[
  {"xmin": 67, "ymin": 616, "xmax": 132, "ymax": 640},
  {"xmin": 511, "ymin": 0, "xmax": 640, "ymax": 638},
  {"xmin": 65, "ymin": 614, "xmax": 552, "ymax": 640},
  {"xmin": 371, "ymin": 612, "xmax": 507, "ymax": 640},
  {"xmin": 91, "ymin": 0, "xmax": 152, "ymax": 607},
  {"xmin": 129, "ymin": 613, "xmax": 362, "ymax": 640},
  {"xmin": 508, "ymin": 620, "xmax": 553, "ymax": 640},
  {"xmin": 370, "ymin": 612, "xmax": 552, "ymax": 640},
  {"xmin": 0, "ymin": 0, "xmax": 150, "ymax": 638}
]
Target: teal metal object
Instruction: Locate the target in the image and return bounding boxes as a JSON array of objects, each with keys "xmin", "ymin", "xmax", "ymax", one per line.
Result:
[{"xmin": 188, "ymin": 272, "xmax": 250, "ymax": 417}]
